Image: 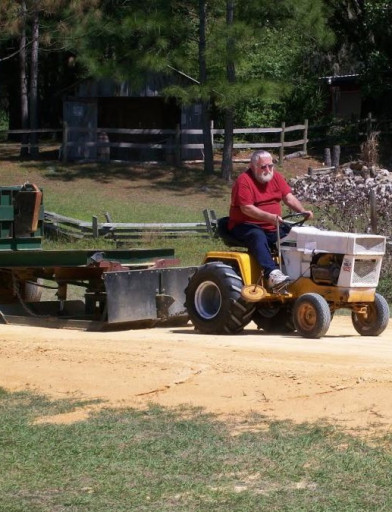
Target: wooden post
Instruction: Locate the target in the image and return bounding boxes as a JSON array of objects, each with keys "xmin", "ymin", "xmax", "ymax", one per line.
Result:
[
  {"xmin": 62, "ymin": 122, "xmax": 68, "ymax": 163},
  {"xmin": 331, "ymin": 145, "xmax": 340, "ymax": 169},
  {"xmin": 303, "ymin": 119, "xmax": 308, "ymax": 154},
  {"xmin": 369, "ymin": 189, "xmax": 377, "ymax": 233},
  {"xmin": 94, "ymin": 125, "xmax": 98, "ymax": 160},
  {"xmin": 367, "ymin": 112, "xmax": 373, "ymax": 136},
  {"xmin": 324, "ymin": 147, "xmax": 331, "ymax": 167},
  {"xmin": 92, "ymin": 216, "xmax": 99, "ymax": 238},
  {"xmin": 279, "ymin": 122, "xmax": 285, "ymax": 165},
  {"xmin": 87, "ymin": 121, "xmax": 92, "ymax": 160},
  {"xmin": 210, "ymin": 119, "xmax": 214, "ymax": 150},
  {"xmin": 174, "ymin": 124, "xmax": 181, "ymax": 167}
]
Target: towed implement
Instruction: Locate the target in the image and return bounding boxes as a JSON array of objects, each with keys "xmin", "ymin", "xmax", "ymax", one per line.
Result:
[
  {"xmin": 0, "ymin": 184, "xmax": 196, "ymax": 329},
  {"xmin": 184, "ymin": 210, "xmax": 390, "ymax": 338}
]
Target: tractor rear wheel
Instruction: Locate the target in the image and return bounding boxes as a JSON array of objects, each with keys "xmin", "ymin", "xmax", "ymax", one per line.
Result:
[
  {"xmin": 293, "ymin": 293, "xmax": 331, "ymax": 339},
  {"xmin": 185, "ymin": 262, "xmax": 255, "ymax": 334},
  {"xmin": 351, "ymin": 293, "xmax": 390, "ymax": 336}
]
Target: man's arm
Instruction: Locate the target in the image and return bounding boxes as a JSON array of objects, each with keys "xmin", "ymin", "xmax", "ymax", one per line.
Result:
[
  {"xmin": 240, "ymin": 204, "xmax": 280, "ymax": 224},
  {"xmin": 283, "ymin": 193, "xmax": 314, "ymax": 219}
]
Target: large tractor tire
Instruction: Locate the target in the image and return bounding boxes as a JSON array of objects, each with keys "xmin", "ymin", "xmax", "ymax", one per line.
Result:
[
  {"xmin": 253, "ymin": 304, "xmax": 295, "ymax": 334},
  {"xmin": 293, "ymin": 293, "xmax": 331, "ymax": 339},
  {"xmin": 184, "ymin": 262, "xmax": 255, "ymax": 334},
  {"xmin": 351, "ymin": 293, "xmax": 390, "ymax": 336}
]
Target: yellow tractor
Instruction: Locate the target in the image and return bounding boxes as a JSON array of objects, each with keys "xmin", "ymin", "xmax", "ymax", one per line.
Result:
[{"xmin": 184, "ymin": 210, "xmax": 390, "ymax": 338}]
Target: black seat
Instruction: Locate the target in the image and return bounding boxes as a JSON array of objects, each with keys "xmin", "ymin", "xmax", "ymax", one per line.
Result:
[
  {"xmin": 203, "ymin": 209, "xmax": 279, "ymax": 253},
  {"xmin": 216, "ymin": 217, "xmax": 247, "ymax": 248},
  {"xmin": 218, "ymin": 216, "xmax": 282, "ymax": 257}
]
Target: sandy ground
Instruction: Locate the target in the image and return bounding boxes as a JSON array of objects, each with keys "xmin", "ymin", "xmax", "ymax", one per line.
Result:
[{"xmin": 1, "ymin": 316, "xmax": 392, "ymax": 434}]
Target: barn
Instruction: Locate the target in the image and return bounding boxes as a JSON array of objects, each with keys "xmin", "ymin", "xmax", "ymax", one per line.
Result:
[{"xmin": 63, "ymin": 73, "xmax": 203, "ymax": 162}]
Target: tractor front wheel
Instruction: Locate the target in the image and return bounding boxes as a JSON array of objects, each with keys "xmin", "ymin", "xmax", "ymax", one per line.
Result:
[
  {"xmin": 293, "ymin": 293, "xmax": 331, "ymax": 339},
  {"xmin": 185, "ymin": 262, "xmax": 255, "ymax": 334},
  {"xmin": 351, "ymin": 293, "xmax": 390, "ymax": 336}
]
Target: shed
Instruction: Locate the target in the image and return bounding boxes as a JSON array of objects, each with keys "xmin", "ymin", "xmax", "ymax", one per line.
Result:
[
  {"xmin": 63, "ymin": 73, "xmax": 203, "ymax": 162},
  {"xmin": 320, "ymin": 74, "xmax": 361, "ymax": 120}
]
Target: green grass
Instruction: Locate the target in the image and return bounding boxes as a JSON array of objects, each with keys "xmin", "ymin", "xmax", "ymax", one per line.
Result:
[
  {"xmin": 12, "ymin": 160, "xmax": 232, "ymax": 223},
  {"xmin": 1, "ymin": 388, "xmax": 392, "ymax": 512}
]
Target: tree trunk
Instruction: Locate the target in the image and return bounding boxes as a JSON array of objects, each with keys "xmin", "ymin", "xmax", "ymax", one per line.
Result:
[
  {"xmin": 199, "ymin": 0, "xmax": 214, "ymax": 174},
  {"xmin": 29, "ymin": 4, "xmax": 39, "ymax": 159},
  {"xmin": 19, "ymin": 0, "xmax": 29, "ymax": 158},
  {"xmin": 221, "ymin": 0, "xmax": 235, "ymax": 182},
  {"xmin": 221, "ymin": 109, "xmax": 234, "ymax": 181}
]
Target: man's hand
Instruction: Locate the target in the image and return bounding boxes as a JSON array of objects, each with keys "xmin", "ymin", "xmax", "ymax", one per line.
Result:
[{"xmin": 302, "ymin": 210, "xmax": 314, "ymax": 220}]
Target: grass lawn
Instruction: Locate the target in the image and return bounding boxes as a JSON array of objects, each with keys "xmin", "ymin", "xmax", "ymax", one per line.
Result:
[
  {"xmin": 1, "ymin": 388, "xmax": 392, "ymax": 512},
  {"xmin": 1, "ymin": 157, "xmax": 233, "ymax": 223}
]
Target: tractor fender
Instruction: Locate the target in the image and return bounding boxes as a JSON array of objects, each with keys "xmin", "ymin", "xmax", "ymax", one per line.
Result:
[{"xmin": 202, "ymin": 250, "xmax": 261, "ymax": 285}]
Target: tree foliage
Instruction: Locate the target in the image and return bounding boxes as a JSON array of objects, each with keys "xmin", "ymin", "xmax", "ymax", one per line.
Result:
[
  {"xmin": 63, "ymin": 0, "xmax": 332, "ymax": 177},
  {"xmin": 4, "ymin": 0, "xmax": 392, "ymax": 168},
  {"xmin": 324, "ymin": 1, "xmax": 392, "ymax": 115},
  {"xmin": 0, "ymin": 0, "xmax": 92, "ymax": 138}
]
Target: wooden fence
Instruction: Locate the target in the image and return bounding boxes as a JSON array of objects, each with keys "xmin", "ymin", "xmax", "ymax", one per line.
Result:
[
  {"xmin": 0, "ymin": 121, "xmax": 309, "ymax": 165},
  {"xmin": 2, "ymin": 114, "xmax": 388, "ymax": 165},
  {"xmin": 0, "ymin": 128, "xmax": 62, "ymax": 152},
  {"xmin": 44, "ymin": 211, "xmax": 209, "ymax": 242},
  {"xmin": 62, "ymin": 121, "xmax": 308, "ymax": 165}
]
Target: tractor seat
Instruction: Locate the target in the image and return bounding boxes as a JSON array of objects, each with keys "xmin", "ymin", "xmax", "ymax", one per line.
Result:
[
  {"xmin": 217, "ymin": 216, "xmax": 279, "ymax": 256},
  {"xmin": 203, "ymin": 209, "xmax": 278, "ymax": 253},
  {"xmin": 216, "ymin": 216, "xmax": 247, "ymax": 248}
]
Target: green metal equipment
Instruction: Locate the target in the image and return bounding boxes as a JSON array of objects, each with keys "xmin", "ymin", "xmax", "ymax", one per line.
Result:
[{"xmin": 0, "ymin": 184, "xmax": 196, "ymax": 329}]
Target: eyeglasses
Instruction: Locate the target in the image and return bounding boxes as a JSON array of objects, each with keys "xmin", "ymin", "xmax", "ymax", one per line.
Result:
[{"xmin": 259, "ymin": 164, "xmax": 274, "ymax": 171}]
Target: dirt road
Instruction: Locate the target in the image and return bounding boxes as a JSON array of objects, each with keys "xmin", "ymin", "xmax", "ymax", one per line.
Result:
[{"xmin": 1, "ymin": 316, "xmax": 392, "ymax": 433}]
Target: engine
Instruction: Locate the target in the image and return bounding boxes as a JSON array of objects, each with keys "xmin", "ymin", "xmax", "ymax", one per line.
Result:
[{"xmin": 310, "ymin": 254, "xmax": 342, "ymax": 286}]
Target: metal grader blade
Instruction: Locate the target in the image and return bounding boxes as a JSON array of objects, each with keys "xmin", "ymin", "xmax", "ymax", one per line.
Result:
[{"xmin": 103, "ymin": 266, "xmax": 198, "ymax": 325}]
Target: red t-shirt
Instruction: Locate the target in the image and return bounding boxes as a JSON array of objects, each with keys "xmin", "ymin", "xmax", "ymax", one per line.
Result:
[{"xmin": 228, "ymin": 169, "xmax": 292, "ymax": 231}]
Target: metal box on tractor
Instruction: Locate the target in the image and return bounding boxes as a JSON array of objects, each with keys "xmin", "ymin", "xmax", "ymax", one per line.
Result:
[
  {"xmin": 184, "ymin": 210, "xmax": 390, "ymax": 338},
  {"xmin": 0, "ymin": 184, "xmax": 196, "ymax": 329}
]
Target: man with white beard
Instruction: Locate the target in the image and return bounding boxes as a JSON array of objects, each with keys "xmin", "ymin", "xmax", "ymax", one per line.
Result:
[{"xmin": 228, "ymin": 150, "xmax": 313, "ymax": 289}]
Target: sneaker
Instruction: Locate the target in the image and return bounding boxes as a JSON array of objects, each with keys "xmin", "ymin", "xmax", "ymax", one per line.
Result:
[{"xmin": 267, "ymin": 269, "xmax": 291, "ymax": 289}]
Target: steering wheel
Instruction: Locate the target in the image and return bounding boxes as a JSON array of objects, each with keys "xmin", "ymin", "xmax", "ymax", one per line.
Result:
[{"xmin": 281, "ymin": 212, "xmax": 309, "ymax": 227}]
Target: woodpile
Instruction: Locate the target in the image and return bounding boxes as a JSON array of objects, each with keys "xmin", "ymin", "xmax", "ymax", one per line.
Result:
[{"xmin": 289, "ymin": 162, "xmax": 392, "ymax": 235}]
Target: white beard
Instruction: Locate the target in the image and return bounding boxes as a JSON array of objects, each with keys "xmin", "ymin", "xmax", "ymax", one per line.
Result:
[{"xmin": 255, "ymin": 170, "xmax": 274, "ymax": 183}]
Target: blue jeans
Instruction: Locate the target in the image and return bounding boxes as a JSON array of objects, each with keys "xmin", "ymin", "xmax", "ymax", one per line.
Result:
[{"xmin": 230, "ymin": 223, "xmax": 290, "ymax": 278}]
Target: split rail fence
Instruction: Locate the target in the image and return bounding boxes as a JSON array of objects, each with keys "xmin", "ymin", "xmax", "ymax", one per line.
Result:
[{"xmin": 44, "ymin": 211, "xmax": 209, "ymax": 242}]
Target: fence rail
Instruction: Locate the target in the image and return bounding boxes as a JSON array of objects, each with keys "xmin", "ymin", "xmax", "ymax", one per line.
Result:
[
  {"xmin": 62, "ymin": 121, "xmax": 308, "ymax": 164},
  {"xmin": 0, "ymin": 121, "xmax": 309, "ymax": 164},
  {"xmin": 44, "ymin": 211, "xmax": 209, "ymax": 241}
]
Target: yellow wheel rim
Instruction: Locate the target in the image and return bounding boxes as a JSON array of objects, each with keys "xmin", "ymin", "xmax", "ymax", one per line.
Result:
[{"xmin": 241, "ymin": 284, "xmax": 266, "ymax": 302}]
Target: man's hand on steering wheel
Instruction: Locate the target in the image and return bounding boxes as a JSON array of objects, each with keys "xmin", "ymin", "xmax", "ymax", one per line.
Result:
[
  {"xmin": 281, "ymin": 211, "xmax": 312, "ymax": 227},
  {"xmin": 302, "ymin": 210, "xmax": 313, "ymax": 220}
]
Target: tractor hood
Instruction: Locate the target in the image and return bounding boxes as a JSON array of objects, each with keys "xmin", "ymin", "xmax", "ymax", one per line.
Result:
[{"xmin": 281, "ymin": 226, "xmax": 386, "ymax": 256}]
